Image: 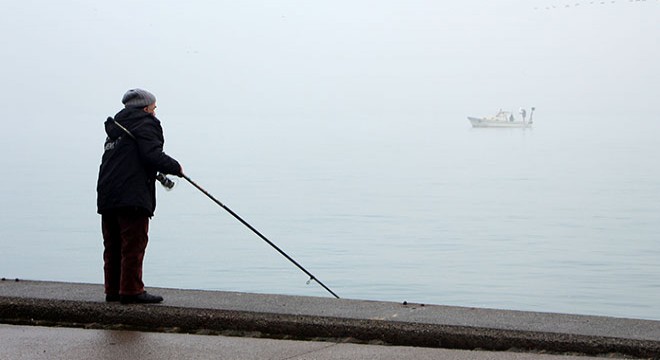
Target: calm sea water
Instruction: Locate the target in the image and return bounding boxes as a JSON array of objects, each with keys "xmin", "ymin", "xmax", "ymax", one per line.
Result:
[{"xmin": 1, "ymin": 111, "xmax": 658, "ymax": 321}]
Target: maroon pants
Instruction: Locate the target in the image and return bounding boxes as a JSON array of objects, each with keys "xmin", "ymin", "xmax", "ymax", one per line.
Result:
[{"xmin": 101, "ymin": 209, "xmax": 150, "ymax": 296}]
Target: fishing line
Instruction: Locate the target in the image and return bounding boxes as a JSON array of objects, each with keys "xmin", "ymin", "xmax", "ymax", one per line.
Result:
[{"xmin": 182, "ymin": 174, "xmax": 340, "ymax": 299}]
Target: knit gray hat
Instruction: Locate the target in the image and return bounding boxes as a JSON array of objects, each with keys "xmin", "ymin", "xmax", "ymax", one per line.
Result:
[{"xmin": 122, "ymin": 88, "xmax": 156, "ymax": 108}]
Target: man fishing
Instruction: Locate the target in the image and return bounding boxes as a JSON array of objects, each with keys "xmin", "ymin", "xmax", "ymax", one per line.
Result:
[{"xmin": 96, "ymin": 88, "xmax": 183, "ymax": 304}]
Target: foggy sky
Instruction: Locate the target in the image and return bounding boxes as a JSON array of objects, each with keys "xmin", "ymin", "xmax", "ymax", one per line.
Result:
[
  {"xmin": 1, "ymin": 0, "xmax": 658, "ymax": 123},
  {"xmin": 0, "ymin": 0, "xmax": 658, "ymax": 182}
]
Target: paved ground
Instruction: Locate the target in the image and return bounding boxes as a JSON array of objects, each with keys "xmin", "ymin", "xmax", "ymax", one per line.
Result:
[
  {"xmin": 1, "ymin": 280, "xmax": 659, "ymax": 359},
  {"xmin": 0, "ymin": 324, "xmax": 615, "ymax": 360}
]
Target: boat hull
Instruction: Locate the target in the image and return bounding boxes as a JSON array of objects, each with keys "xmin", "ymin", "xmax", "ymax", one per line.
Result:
[{"xmin": 468, "ymin": 117, "xmax": 532, "ymax": 128}]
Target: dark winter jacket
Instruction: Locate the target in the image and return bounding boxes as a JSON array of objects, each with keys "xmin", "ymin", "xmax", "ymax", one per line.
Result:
[{"xmin": 96, "ymin": 108, "xmax": 181, "ymax": 216}]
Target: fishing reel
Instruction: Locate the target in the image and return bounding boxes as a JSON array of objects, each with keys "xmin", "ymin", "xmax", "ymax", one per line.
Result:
[{"xmin": 156, "ymin": 173, "xmax": 176, "ymax": 191}]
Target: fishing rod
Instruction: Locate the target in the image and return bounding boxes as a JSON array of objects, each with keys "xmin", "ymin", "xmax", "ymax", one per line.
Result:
[
  {"xmin": 109, "ymin": 118, "xmax": 337, "ymax": 297},
  {"xmin": 181, "ymin": 174, "xmax": 340, "ymax": 299}
]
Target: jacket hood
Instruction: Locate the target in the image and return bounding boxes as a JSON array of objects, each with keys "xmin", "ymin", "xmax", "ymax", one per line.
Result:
[
  {"xmin": 104, "ymin": 108, "xmax": 155, "ymax": 140},
  {"xmin": 104, "ymin": 117, "xmax": 123, "ymax": 140}
]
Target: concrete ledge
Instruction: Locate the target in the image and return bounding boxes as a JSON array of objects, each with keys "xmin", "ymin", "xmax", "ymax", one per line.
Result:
[{"xmin": 1, "ymin": 280, "xmax": 659, "ymax": 358}]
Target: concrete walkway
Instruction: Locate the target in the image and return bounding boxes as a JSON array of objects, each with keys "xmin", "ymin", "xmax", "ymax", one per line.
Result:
[
  {"xmin": 1, "ymin": 280, "xmax": 659, "ymax": 359},
  {"xmin": 0, "ymin": 324, "xmax": 616, "ymax": 360}
]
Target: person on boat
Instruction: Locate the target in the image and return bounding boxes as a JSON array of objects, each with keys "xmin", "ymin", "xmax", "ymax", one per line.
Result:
[
  {"xmin": 520, "ymin": 108, "xmax": 527, "ymax": 121},
  {"xmin": 96, "ymin": 88, "xmax": 183, "ymax": 304}
]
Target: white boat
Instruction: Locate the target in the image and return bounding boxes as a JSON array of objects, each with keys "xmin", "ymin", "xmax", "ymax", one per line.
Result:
[{"xmin": 468, "ymin": 107, "xmax": 535, "ymax": 128}]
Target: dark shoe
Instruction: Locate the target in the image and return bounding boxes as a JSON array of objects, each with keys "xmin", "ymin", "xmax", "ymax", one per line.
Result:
[
  {"xmin": 120, "ymin": 291, "xmax": 164, "ymax": 304},
  {"xmin": 105, "ymin": 294, "xmax": 120, "ymax": 302}
]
